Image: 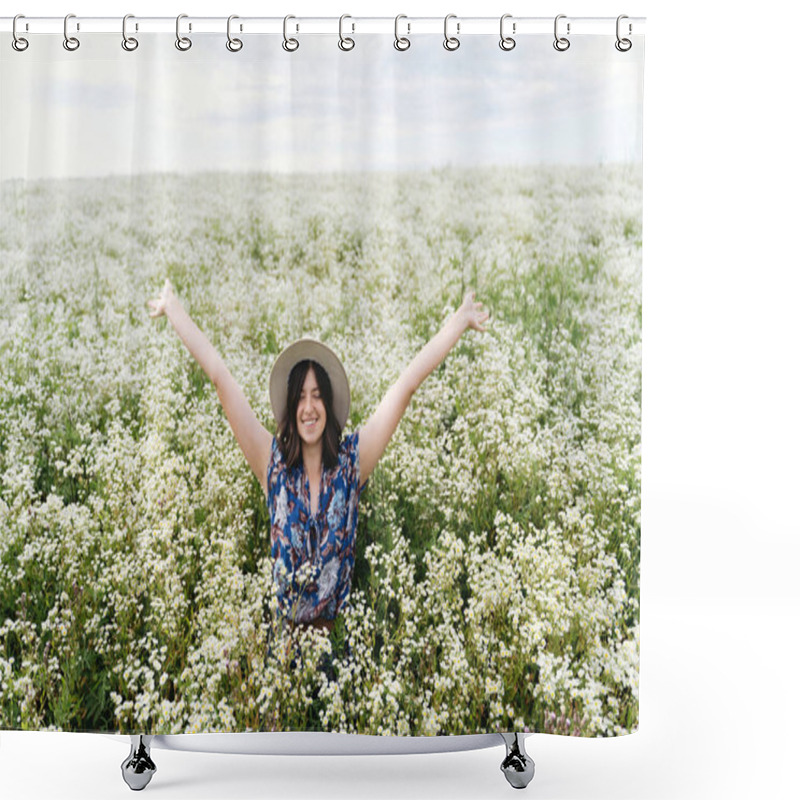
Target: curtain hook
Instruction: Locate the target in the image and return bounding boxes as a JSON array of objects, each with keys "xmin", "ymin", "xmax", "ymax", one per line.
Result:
[
  {"xmin": 499, "ymin": 13, "xmax": 516, "ymax": 51},
  {"xmin": 443, "ymin": 13, "xmax": 460, "ymax": 51},
  {"xmin": 122, "ymin": 14, "xmax": 138, "ymax": 51},
  {"xmin": 63, "ymin": 13, "xmax": 80, "ymax": 51},
  {"xmin": 553, "ymin": 14, "xmax": 570, "ymax": 52},
  {"xmin": 176, "ymin": 13, "xmax": 192, "ymax": 51},
  {"xmin": 394, "ymin": 14, "xmax": 410, "ymax": 51},
  {"xmin": 615, "ymin": 15, "xmax": 632, "ymax": 52},
  {"xmin": 283, "ymin": 15, "xmax": 299, "ymax": 52},
  {"xmin": 226, "ymin": 15, "xmax": 243, "ymax": 52},
  {"xmin": 338, "ymin": 14, "xmax": 355, "ymax": 51},
  {"xmin": 12, "ymin": 14, "xmax": 29, "ymax": 51}
]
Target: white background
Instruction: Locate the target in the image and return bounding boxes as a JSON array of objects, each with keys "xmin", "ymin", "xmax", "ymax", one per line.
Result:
[{"xmin": 2, "ymin": 1, "xmax": 798, "ymax": 798}]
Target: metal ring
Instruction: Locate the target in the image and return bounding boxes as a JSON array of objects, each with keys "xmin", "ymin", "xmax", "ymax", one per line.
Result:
[
  {"xmin": 63, "ymin": 13, "xmax": 80, "ymax": 51},
  {"xmin": 226, "ymin": 15, "xmax": 243, "ymax": 52},
  {"xmin": 615, "ymin": 14, "xmax": 632, "ymax": 52},
  {"xmin": 338, "ymin": 14, "xmax": 355, "ymax": 51},
  {"xmin": 553, "ymin": 14, "xmax": 570, "ymax": 52},
  {"xmin": 176, "ymin": 13, "xmax": 192, "ymax": 51},
  {"xmin": 499, "ymin": 13, "xmax": 515, "ymax": 51},
  {"xmin": 12, "ymin": 14, "xmax": 29, "ymax": 51},
  {"xmin": 394, "ymin": 14, "xmax": 410, "ymax": 51},
  {"xmin": 282, "ymin": 15, "xmax": 299, "ymax": 52},
  {"xmin": 443, "ymin": 13, "xmax": 460, "ymax": 51},
  {"xmin": 121, "ymin": 14, "xmax": 138, "ymax": 51}
]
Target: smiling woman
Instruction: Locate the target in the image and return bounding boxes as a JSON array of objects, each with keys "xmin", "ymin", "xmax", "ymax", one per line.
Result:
[{"xmin": 148, "ymin": 280, "xmax": 489, "ymax": 633}]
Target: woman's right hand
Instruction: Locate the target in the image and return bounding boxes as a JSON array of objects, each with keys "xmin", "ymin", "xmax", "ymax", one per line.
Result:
[{"xmin": 147, "ymin": 278, "xmax": 175, "ymax": 319}]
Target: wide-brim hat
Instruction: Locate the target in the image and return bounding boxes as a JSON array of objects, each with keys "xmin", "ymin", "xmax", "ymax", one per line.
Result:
[{"xmin": 269, "ymin": 338, "xmax": 350, "ymax": 430}]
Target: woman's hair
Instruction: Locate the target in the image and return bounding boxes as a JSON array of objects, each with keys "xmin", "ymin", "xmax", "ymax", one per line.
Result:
[{"xmin": 277, "ymin": 359, "xmax": 341, "ymax": 471}]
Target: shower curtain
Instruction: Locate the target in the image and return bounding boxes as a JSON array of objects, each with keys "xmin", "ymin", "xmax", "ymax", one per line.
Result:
[{"xmin": 0, "ymin": 18, "xmax": 643, "ymax": 739}]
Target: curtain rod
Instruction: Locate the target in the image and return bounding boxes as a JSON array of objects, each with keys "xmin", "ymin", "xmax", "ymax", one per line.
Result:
[{"xmin": 2, "ymin": 16, "xmax": 646, "ymax": 37}]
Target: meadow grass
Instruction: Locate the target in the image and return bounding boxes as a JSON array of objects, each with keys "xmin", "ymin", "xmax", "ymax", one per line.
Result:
[{"xmin": 0, "ymin": 165, "xmax": 641, "ymax": 735}]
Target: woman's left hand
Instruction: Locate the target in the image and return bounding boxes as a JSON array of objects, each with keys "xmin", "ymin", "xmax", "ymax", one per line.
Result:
[{"xmin": 457, "ymin": 290, "xmax": 490, "ymax": 332}]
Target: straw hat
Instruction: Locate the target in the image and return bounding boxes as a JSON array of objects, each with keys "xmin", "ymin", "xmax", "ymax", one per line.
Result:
[{"xmin": 269, "ymin": 338, "xmax": 350, "ymax": 430}]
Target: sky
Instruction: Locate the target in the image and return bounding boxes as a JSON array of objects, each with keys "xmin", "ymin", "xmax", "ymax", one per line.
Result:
[{"xmin": 0, "ymin": 32, "xmax": 643, "ymax": 179}]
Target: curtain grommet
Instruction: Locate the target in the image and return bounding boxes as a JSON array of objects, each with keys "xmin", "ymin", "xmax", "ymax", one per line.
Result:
[
  {"xmin": 226, "ymin": 15, "xmax": 243, "ymax": 52},
  {"xmin": 443, "ymin": 14, "xmax": 460, "ymax": 51},
  {"xmin": 63, "ymin": 14, "xmax": 80, "ymax": 51},
  {"xmin": 394, "ymin": 14, "xmax": 410, "ymax": 51},
  {"xmin": 499, "ymin": 14, "xmax": 516, "ymax": 51},
  {"xmin": 283, "ymin": 15, "xmax": 299, "ymax": 52},
  {"xmin": 176, "ymin": 14, "xmax": 192, "ymax": 51},
  {"xmin": 553, "ymin": 14, "xmax": 570, "ymax": 52},
  {"xmin": 338, "ymin": 14, "xmax": 355, "ymax": 51},
  {"xmin": 12, "ymin": 14, "xmax": 29, "ymax": 51},
  {"xmin": 121, "ymin": 14, "xmax": 138, "ymax": 51}
]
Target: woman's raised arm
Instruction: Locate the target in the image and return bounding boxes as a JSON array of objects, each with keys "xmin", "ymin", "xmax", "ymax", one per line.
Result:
[
  {"xmin": 358, "ymin": 290, "xmax": 489, "ymax": 488},
  {"xmin": 148, "ymin": 279, "xmax": 273, "ymax": 490}
]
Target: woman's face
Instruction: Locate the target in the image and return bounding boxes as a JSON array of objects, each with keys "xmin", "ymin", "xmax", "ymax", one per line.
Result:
[{"xmin": 296, "ymin": 366, "xmax": 327, "ymax": 449}]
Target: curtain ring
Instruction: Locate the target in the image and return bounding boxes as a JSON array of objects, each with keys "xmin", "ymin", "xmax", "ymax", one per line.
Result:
[
  {"xmin": 553, "ymin": 14, "xmax": 570, "ymax": 52},
  {"xmin": 443, "ymin": 13, "xmax": 460, "ymax": 51},
  {"xmin": 394, "ymin": 14, "xmax": 410, "ymax": 51},
  {"xmin": 615, "ymin": 15, "xmax": 632, "ymax": 52},
  {"xmin": 283, "ymin": 15, "xmax": 299, "ymax": 52},
  {"xmin": 226, "ymin": 15, "xmax": 243, "ymax": 52},
  {"xmin": 63, "ymin": 13, "xmax": 80, "ymax": 51},
  {"xmin": 122, "ymin": 14, "xmax": 138, "ymax": 51},
  {"xmin": 338, "ymin": 14, "xmax": 355, "ymax": 51},
  {"xmin": 499, "ymin": 13, "xmax": 515, "ymax": 51},
  {"xmin": 176, "ymin": 14, "xmax": 192, "ymax": 51},
  {"xmin": 12, "ymin": 14, "xmax": 29, "ymax": 51}
]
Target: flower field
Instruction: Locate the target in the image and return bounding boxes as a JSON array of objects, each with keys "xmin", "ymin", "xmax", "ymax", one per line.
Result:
[{"xmin": 0, "ymin": 164, "xmax": 641, "ymax": 736}]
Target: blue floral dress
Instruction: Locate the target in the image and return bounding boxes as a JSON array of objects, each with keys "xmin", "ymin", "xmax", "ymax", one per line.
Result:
[{"xmin": 266, "ymin": 430, "xmax": 368, "ymax": 624}]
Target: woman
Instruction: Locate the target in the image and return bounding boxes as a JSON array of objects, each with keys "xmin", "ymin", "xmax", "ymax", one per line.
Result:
[{"xmin": 147, "ymin": 279, "xmax": 489, "ymax": 635}]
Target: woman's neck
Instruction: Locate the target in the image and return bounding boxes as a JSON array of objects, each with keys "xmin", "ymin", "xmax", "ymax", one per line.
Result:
[{"xmin": 302, "ymin": 442, "xmax": 323, "ymax": 476}]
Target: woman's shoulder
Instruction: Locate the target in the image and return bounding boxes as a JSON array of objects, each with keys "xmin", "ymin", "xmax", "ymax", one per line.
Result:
[
  {"xmin": 267, "ymin": 433, "xmax": 285, "ymax": 485},
  {"xmin": 269, "ymin": 434, "xmax": 281, "ymax": 461},
  {"xmin": 338, "ymin": 429, "xmax": 361, "ymax": 455},
  {"xmin": 335, "ymin": 430, "xmax": 361, "ymax": 473},
  {"xmin": 337, "ymin": 430, "xmax": 367, "ymax": 496}
]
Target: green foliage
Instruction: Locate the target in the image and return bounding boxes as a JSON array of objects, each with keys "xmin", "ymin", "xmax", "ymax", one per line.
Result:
[{"xmin": 0, "ymin": 165, "xmax": 641, "ymax": 737}]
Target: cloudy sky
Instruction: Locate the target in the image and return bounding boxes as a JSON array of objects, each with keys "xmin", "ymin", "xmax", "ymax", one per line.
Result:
[{"xmin": 1, "ymin": 32, "xmax": 643, "ymax": 179}]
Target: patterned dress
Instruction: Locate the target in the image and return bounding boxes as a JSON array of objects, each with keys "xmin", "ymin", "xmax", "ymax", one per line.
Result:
[{"xmin": 266, "ymin": 430, "xmax": 368, "ymax": 624}]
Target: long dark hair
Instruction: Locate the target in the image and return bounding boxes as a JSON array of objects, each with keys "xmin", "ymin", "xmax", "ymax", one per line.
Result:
[{"xmin": 277, "ymin": 360, "xmax": 341, "ymax": 472}]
